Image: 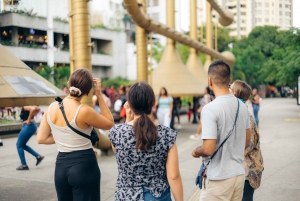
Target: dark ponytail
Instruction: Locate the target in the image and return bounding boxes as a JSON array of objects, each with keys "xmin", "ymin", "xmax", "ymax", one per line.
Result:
[{"xmin": 127, "ymin": 82, "xmax": 157, "ymax": 152}]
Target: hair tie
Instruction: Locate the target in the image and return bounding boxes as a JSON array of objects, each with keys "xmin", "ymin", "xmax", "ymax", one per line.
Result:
[{"xmin": 69, "ymin": 86, "xmax": 82, "ymax": 96}]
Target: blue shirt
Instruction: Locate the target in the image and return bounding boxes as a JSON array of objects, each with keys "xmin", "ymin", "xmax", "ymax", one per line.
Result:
[{"xmin": 157, "ymin": 97, "xmax": 173, "ymax": 109}]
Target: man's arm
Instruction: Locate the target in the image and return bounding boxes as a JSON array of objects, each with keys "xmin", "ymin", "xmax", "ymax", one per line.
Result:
[{"xmin": 191, "ymin": 139, "xmax": 216, "ymax": 158}]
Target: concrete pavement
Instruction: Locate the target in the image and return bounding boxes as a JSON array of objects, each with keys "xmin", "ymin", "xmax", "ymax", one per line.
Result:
[{"xmin": 0, "ymin": 98, "xmax": 300, "ymax": 201}]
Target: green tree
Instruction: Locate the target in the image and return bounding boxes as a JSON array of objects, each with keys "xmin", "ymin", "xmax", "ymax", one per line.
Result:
[
  {"xmin": 101, "ymin": 76, "xmax": 132, "ymax": 90},
  {"xmin": 151, "ymin": 42, "xmax": 164, "ymax": 63},
  {"xmin": 35, "ymin": 65, "xmax": 70, "ymax": 89},
  {"xmin": 232, "ymin": 26, "xmax": 300, "ymax": 87}
]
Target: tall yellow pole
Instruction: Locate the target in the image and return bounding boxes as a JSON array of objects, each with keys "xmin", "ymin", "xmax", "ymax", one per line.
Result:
[
  {"xmin": 68, "ymin": 0, "xmax": 111, "ymax": 151},
  {"xmin": 204, "ymin": 1, "xmax": 213, "ymax": 71},
  {"xmin": 68, "ymin": 0, "xmax": 75, "ymax": 73},
  {"xmin": 69, "ymin": 0, "xmax": 92, "ymax": 105},
  {"xmin": 186, "ymin": 0, "xmax": 206, "ymax": 80},
  {"xmin": 167, "ymin": 0, "xmax": 175, "ymax": 45},
  {"xmin": 189, "ymin": 0, "xmax": 197, "ymax": 54},
  {"xmin": 136, "ymin": 0, "xmax": 148, "ymax": 82}
]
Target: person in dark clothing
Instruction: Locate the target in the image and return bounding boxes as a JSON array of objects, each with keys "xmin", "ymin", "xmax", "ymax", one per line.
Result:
[{"xmin": 16, "ymin": 106, "xmax": 44, "ymax": 170}]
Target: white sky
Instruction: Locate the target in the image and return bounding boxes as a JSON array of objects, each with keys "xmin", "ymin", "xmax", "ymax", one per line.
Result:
[
  {"xmin": 179, "ymin": 0, "xmax": 300, "ymax": 31},
  {"xmin": 293, "ymin": 0, "xmax": 300, "ymax": 27}
]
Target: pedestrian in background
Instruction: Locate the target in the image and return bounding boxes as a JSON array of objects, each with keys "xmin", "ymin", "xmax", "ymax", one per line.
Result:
[
  {"xmin": 37, "ymin": 69, "xmax": 114, "ymax": 201},
  {"xmin": 192, "ymin": 61, "xmax": 251, "ymax": 201},
  {"xmin": 118, "ymin": 85, "xmax": 127, "ymax": 122},
  {"xmin": 251, "ymin": 88, "xmax": 260, "ymax": 127},
  {"xmin": 156, "ymin": 87, "xmax": 173, "ymax": 128},
  {"xmin": 109, "ymin": 82, "xmax": 183, "ymax": 201},
  {"xmin": 230, "ymin": 80, "xmax": 264, "ymax": 201},
  {"xmin": 16, "ymin": 105, "xmax": 44, "ymax": 170},
  {"xmin": 189, "ymin": 87, "xmax": 211, "ymax": 140}
]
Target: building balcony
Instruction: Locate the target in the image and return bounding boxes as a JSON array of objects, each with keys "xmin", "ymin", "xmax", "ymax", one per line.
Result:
[{"xmin": 2, "ymin": 45, "xmax": 113, "ymax": 67}]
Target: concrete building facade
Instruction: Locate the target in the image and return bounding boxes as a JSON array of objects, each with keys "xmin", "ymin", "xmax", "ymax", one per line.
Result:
[
  {"xmin": 0, "ymin": 0, "xmax": 128, "ymax": 80},
  {"xmin": 197, "ymin": 0, "xmax": 293, "ymax": 39}
]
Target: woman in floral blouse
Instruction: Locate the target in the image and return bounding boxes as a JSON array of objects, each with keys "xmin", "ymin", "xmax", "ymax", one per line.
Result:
[
  {"xmin": 230, "ymin": 80, "xmax": 264, "ymax": 201},
  {"xmin": 109, "ymin": 82, "xmax": 183, "ymax": 201}
]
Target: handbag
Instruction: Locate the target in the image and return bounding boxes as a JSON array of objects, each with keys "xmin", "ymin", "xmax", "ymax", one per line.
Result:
[
  {"xmin": 55, "ymin": 97, "xmax": 99, "ymax": 146},
  {"xmin": 195, "ymin": 99, "xmax": 240, "ymax": 189}
]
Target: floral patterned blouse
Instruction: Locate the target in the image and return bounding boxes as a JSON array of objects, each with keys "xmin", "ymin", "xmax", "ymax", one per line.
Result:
[
  {"xmin": 109, "ymin": 124, "xmax": 177, "ymax": 200},
  {"xmin": 244, "ymin": 114, "xmax": 264, "ymax": 189}
]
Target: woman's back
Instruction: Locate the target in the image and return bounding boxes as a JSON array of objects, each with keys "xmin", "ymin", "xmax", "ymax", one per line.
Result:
[
  {"xmin": 47, "ymin": 101, "xmax": 93, "ymax": 152},
  {"xmin": 109, "ymin": 123, "xmax": 177, "ymax": 200}
]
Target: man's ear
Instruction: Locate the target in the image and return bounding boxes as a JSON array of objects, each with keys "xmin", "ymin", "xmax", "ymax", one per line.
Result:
[
  {"xmin": 209, "ymin": 77, "xmax": 213, "ymax": 88},
  {"xmin": 229, "ymin": 77, "xmax": 232, "ymax": 83}
]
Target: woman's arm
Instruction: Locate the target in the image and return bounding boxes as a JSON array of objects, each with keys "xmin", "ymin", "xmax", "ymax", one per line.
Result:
[
  {"xmin": 166, "ymin": 142, "xmax": 183, "ymax": 201},
  {"xmin": 37, "ymin": 108, "xmax": 55, "ymax": 144},
  {"xmin": 23, "ymin": 106, "xmax": 40, "ymax": 124},
  {"xmin": 92, "ymin": 95, "xmax": 97, "ymax": 109},
  {"xmin": 83, "ymin": 79, "xmax": 114, "ymax": 129},
  {"xmin": 169, "ymin": 98, "xmax": 173, "ymax": 118}
]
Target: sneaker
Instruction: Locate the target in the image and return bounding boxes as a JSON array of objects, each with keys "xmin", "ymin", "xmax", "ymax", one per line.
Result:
[
  {"xmin": 0, "ymin": 139, "xmax": 3, "ymax": 146},
  {"xmin": 36, "ymin": 156, "xmax": 45, "ymax": 166},
  {"xmin": 16, "ymin": 165, "xmax": 29, "ymax": 170},
  {"xmin": 189, "ymin": 134, "xmax": 200, "ymax": 140},
  {"xmin": 176, "ymin": 124, "xmax": 182, "ymax": 129}
]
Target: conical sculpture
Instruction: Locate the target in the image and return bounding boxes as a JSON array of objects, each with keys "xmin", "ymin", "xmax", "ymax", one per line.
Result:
[
  {"xmin": 186, "ymin": 0, "xmax": 208, "ymax": 82},
  {"xmin": 0, "ymin": 44, "xmax": 66, "ymax": 107},
  {"xmin": 152, "ymin": 0, "xmax": 206, "ymax": 96}
]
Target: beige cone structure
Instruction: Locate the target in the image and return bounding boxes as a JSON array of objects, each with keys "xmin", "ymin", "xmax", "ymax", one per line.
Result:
[
  {"xmin": 186, "ymin": 0, "xmax": 207, "ymax": 82},
  {"xmin": 151, "ymin": 0, "xmax": 206, "ymax": 96},
  {"xmin": 0, "ymin": 44, "xmax": 66, "ymax": 107},
  {"xmin": 68, "ymin": 0, "xmax": 111, "ymax": 150}
]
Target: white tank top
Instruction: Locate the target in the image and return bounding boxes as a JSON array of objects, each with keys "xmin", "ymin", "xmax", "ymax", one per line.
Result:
[{"xmin": 47, "ymin": 102, "xmax": 93, "ymax": 152}]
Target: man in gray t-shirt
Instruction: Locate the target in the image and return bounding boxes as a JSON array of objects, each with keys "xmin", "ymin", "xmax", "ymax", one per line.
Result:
[{"xmin": 192, "ymin": 60, "xmax": 250, "ymax": 201}]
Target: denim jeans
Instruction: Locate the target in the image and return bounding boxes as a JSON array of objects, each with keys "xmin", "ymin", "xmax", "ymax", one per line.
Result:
[
  {"xmin": 252, "ymin": 104, "xmax": 260, "ymax": 127},
  {"xmin": 16, "ymin": 122, "xmax": 39, "ymax": 165},
  {"xmin": 143, "ymin": 187, "xmax": 171, "ymax": 201}
]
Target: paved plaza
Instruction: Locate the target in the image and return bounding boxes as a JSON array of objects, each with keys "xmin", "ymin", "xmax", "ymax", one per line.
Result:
[{"xmin": 0, "ymin": 98, "xmax": 300, "ymax": 201}]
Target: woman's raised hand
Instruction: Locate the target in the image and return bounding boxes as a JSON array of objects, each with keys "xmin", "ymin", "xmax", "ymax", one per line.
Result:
[
  {"xmin": 124, "ymin": 101, "xmax": 134, "ymax": 122},
  {"xmin": 93, "ymin": 78, "xmax": 102, "ymax": 96}
]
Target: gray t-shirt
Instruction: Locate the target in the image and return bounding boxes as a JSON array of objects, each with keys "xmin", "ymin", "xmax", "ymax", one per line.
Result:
[{"xmin": 201, "ymin": 94, "xmax": 250, "ymax": 180}]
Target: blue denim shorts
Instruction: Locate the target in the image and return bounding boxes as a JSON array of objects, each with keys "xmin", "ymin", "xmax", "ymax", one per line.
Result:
[{"xmin": 143, "ymin": 187, "xmax": 171, "ymax": 201}]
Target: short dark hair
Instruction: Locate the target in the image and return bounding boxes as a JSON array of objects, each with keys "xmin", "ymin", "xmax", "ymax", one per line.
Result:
[
  {"xmin": 68, "ymin": 69, "xmax": 93, "ymax": 97},
  {"xmin": 127, "ymin": 82, "xmax": 157, "ymax": 152},
  {"xmin": 208, "ymin": 60, "xmax": 231, "ymax": 86},
  {"xmin": 232, "ymin": 80, "xmax": 252, "ymax": 101}
]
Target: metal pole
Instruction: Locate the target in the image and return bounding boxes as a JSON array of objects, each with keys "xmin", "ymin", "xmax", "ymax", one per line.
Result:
[
  {"xmin": 47, "ymin": 0, "xmax": 54, "ymax": 83},
  {"xmin": 68, "ymin": 0, "xmax": 75, "ymax": 73},
  {"xmin": 204, "ymin": 1, "xmax": 213, "ymax": 71},
  {"xmin": 68, "ymin": 0, "xmax": 111, "ymax": 151},
  {"xmin": 136, "ymin": 0, "xmax": 148, "ymax": 82},
  {"xmin": 189, "ymin": 0, "xmax": 197, "ymax": 54},
  {"xmin": 167, "ymin": 0, "xmax": 175, "ymax": 45},
  {"xmin": 70, "ymin": 0, "xmax": 92, "ymax": 105}
]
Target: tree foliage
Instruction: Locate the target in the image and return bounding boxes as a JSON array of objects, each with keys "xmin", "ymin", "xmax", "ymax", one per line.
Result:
[
  {"xmin": 35, "ymin": 65, "xmax": 70, "ymax": 89},
  {"xmin": 232, "ymin": 26, "xmax": 300, "ymax": 87},
  {"xmin": 101, "ymin": 76, "xmax": 132, "ymax": 90}
]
